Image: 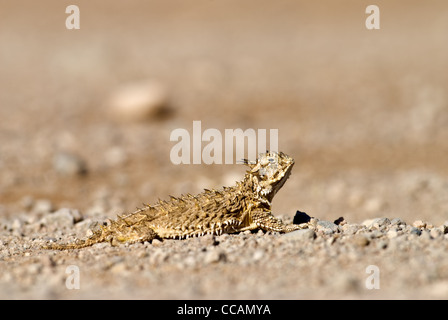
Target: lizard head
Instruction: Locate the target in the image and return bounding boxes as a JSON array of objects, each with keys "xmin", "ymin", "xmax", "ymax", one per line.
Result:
[{"xmin": 243, "ymin": 151, "xmax": 295, "ymax": 202}]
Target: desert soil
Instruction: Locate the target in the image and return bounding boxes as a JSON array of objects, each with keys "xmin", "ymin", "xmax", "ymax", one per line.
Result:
[{"xmin": 1, "ymin": 0, "xmax": 448, "ymax": 299}]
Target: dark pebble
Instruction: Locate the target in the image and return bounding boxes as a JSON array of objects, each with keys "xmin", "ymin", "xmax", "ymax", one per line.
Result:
[{"xmin": 293, "ymin": 210, "xmax": 311, "ymax": 224}]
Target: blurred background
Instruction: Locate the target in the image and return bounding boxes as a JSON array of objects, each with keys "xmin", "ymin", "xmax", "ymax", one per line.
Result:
[{"xmin": 0, "ymin": 0, "xmax": 447, "ymax": 225}]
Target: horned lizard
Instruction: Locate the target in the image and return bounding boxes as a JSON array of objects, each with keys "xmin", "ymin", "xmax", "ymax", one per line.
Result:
[{"xmin": 44, "ymin": 151, "xmax": 312, "ymax": 250}]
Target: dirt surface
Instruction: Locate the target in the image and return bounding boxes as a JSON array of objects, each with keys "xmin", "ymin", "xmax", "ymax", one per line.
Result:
[{"xmin": 1, "ymin": 0, "xmax": 448, "ymax": 299}]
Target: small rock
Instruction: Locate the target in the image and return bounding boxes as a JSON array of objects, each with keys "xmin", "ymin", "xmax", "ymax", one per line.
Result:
[
  {"xmin": 420, "ymin": 230, "xmax": 431, "ymax": 240},
  {"xmin": 108, "ymin": 80, "xmax": 170, "ymax": 122},
  {"xmin": 429, "ymin": 228, "xmax": 442, "ymax": 239},
  {"xmin": 391, "ymin": 218, "xmax": 407, "ymax": 226},
  {"xmin": 110, "ymin": 261, "xmax": 128, "ymax": 274},
  {"xmin": 11, "ymin": 219, "xmax": 22, "ymax": 231},
  {"xmin": 316, "ymin": 220, "xmax": 339, "ymax": 234},
  {"xmin": 410, "ymin": 227, "xmax": 422, "ymax": 236},
  {"xmin": 412, "ymin": 220, "xmax": 426, "ymax": 229},
  {"xmin": 361, "ymin": 219, "xmax": 375, "ymax": 228},
  {"xmin": 333, "ymin": 217, "xmax": 346, "ymax": 226},
  {"xmin": 372, "ymin": 217, "xmax": 391, "ymax": 229},
  {"xmin": 20, "ymin": 196, "xmax": 34, "ymax": 210},
  {"xmin": 204, "ymin": 249, "xmax": 226, "ymax": 264},
  {"xmin": 70, "ymin": 209, "xmax": 83, "ymax": 223},
  {"xmin": 293, "ymin": 210, "xmax": 311, "ymax": 224},
  {"xmin": 252, "ymin": 249, "xmax": 265, "ymax": 261},
  {"xmin": 53, "ymin": 152, "xmax": 88, "ymax": 176},
  {"xmin": 351, "ymin": 234, "xmax": 370, "ymax": 247},
  {"xmin": 74, "ymin": 219, "xmax": 97, "ymax": 235},
  {"xmin": 41, "ymin": 208, "xmax": 80, "ymax": 229},
  {"xmin": 281, "ymin": 228, "xmax": 315, "ymax": 242},
  {"xmin": 368, "ymin": 229, "xmax": 384, "ymax": 239},
  {"xmin": 386, "ymin": 229, "xmax": 399, "ymax": 239},
  {"xmin": 341, "ymin": 224, "xmax": 361, "ymax": 236},
  {"xmin": 151, "ymin": 239, "xmax": 162, "ymax": 246},
  {"xmin": 182, "ymin": 255, "xmax": 198, "ymax": 268}
]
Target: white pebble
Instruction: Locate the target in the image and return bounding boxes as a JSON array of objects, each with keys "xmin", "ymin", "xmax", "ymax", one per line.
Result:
[{"xmin": 108, "ymin": 80, "xmax": 169, "ymax": 122}]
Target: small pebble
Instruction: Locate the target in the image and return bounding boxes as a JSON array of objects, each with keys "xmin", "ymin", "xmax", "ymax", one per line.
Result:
[
  {"xmin": 252, "ymin": 249, "xmax": 265, "ymax": 261},
  {"xmin": 341, "ymin": 224, "xmax": 361, "ymax": 235},
  {"xmin": 204, "ymin": 249, "xmax": 226, "ymax": 264},
  {"xmin": 372, "ymin": 217, "xmax": 391, "ymax": 229},
  {"xmin": 439, "ymin": 225, "xmax": 448, "ymax": 234},
  {"xmin": 390, "ymin": 217, "xmax": 407, "ymax": 226},
  {"xmin": 429, "ymin": 228, "xmax": 442, "ymax": 239},
  {"xmin": 413, "ymin": 220, "xmax": 427, "ymax": 229},
  {"xmin": 108, "ymin": 80, "xmax": 170, "ymax": 122},
  {"xmin": 20, "ymin": 196, "xmax": 35, "ymax": 210},
  {"xmin": 410, "ymin": 227, "xmax": 422, "ymax": 236},
  {"xmin": 11, "ymin": 219, "xmax": 22, "ymax": 231},
  {"xmin": 351, "ymin": 234, "xmax": 370, "ymax": 247},
  {"xmin": 53, "ymin": 152, "xmax": 88, "ymax": 176},
  {"xmin": 151, "ymin": 239, "xmax": 162, "ymax": 246},
  {"xmin": 387, "ymin": 230, "xmax": 399, "ymax": 239},
  {"xmin": 361, "ymin": 219, "xmax": 375, "ymax": 228},
  {"xmin": 420, "ymin": 230, "xmax": 432, "ymax": 241},
  {"xmin": 40, "ymin": 208, "xmax": 81, "ymax": 229},
  {"xmin": 333, "ymin": 217, "xmax": 346, "ymax": 226},
  {"xmin": 281, "ymin": 228, "xmax": 315, "ymax": 242},
  {"xmin": 293, "ymin": 210, "xmax": 311, "ymax": 224},
  {"xmin": 316, "ymin": 220, "xmax": 339, "ymax": 234}
]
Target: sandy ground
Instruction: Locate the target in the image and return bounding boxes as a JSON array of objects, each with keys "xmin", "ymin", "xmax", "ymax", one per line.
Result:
[{"xmin": 1, "ymin": 0, "xmax": 448, "ymax": 299}]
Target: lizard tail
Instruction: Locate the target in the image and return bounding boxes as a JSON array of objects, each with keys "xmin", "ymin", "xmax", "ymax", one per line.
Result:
[
  {"xmin": 42, "ymin": 239, "xmax": 99, "ymax": 250},
  {"xmin": 42, "ymin": 226, "xmax": 109, "ymax": 250}
]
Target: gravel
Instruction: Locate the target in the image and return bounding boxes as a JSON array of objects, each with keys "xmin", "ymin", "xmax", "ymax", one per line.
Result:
[{"xmin": 1, "ymin": 206, "xmax": 448, "ymax": 299}]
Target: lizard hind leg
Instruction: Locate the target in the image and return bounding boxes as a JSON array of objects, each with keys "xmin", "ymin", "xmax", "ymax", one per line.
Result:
[{"xmin": 110, "ymin": 225, "xmax": 159, "ymax": 246}]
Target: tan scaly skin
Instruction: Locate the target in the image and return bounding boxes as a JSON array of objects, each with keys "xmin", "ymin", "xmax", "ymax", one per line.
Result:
[{"xmin": 43, "ymin": 151, "xmax": 313, "ymax": 250}]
